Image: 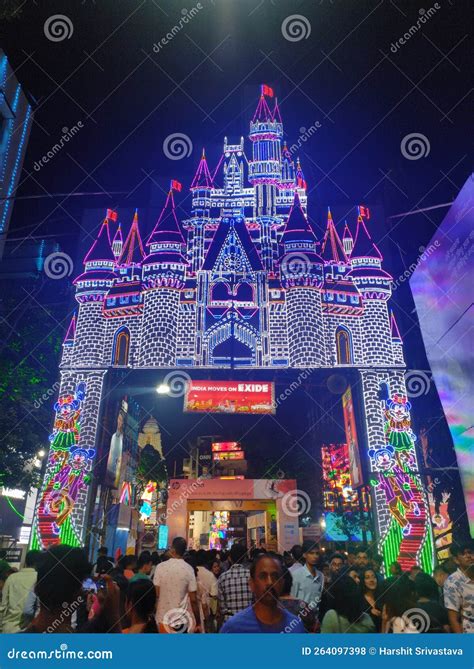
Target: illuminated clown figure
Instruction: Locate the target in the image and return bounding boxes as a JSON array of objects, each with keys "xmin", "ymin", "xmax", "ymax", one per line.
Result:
[
  {"xmin": 37, "ymin": 382, "xmax": 95, "ymax": 547},
  {"xmin": 384, "ymin": 394, "xmax": 416, "ymax": 446},
  {"xmin": 369, "ymin": 444, "xmax": 420, "ymax": 536}
]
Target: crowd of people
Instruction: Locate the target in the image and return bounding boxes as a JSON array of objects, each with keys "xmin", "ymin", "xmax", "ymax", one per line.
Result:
[{"xmin": 0, "ymin": 537, "xmax": 472, "ymax": 634}]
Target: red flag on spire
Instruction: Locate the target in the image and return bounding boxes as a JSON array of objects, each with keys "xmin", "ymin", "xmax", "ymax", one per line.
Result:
[
  {"xmin": 106, "ymin": 209, "xmax": 118, "ymax": 222},
  {"xmin": 359, "ymin": 205, "xmax": 370, "ymax": 219},
  {"xmin": 170, "ymin": 180, "xmax": 182, "ymax": 192},
  {"xmin": 261, "ymin": 84, "xmax": 274, "ymax": 98}
]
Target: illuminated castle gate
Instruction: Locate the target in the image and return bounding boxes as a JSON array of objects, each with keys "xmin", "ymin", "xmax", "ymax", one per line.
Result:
[{"xmin": 32, "ymin": 85, "xmax": 433, "ymax": 572}]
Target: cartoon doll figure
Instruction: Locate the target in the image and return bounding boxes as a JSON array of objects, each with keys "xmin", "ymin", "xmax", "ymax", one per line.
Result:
[
  {"xmin": 369, "ymin": 444, "xmax": 420, "ymax": 536},
  {"xmin": 384, "ymin": 394, "xmax": 416, "ymax": 443},
  {"xmin": 37, "ymin": 382, "xmax": 88, "ymax": 547}
]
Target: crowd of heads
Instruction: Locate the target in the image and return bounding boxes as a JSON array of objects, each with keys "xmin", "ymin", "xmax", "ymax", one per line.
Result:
[{"xmin": 0, "ymin": 536, "xmax": 472, "ymax": 634}]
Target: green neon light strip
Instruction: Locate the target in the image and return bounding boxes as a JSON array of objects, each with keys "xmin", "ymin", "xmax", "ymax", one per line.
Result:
[{"xmin": 5, "ymin": 495, "xmax": 25, "ymax": 520}]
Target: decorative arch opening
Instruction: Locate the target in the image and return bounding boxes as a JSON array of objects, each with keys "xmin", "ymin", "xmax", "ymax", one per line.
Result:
[
  {"xmin": 336, "ymin": 326, "xmax": 353, "ymax": 364},
  {"xmin": 112, "ymin": 327, "xmax": 130, "ymax": 366}
]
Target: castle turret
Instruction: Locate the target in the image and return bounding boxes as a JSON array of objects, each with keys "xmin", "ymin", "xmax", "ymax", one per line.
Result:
[
  {"xmin": 280, "ymin": 192, "xmax": 325, "ymax": 366},
  {"xmin": 390, "ymin": 310, "xmax": 404, "ymax": 365},
  {"xmin": 347, "ymin": 211, "xmax": 393, "ymax": 365},
  {"xmin": 186, "ymin": 150, "xmax": 213, "ymax": 272},
  {"xmin": 72, "ymin": 210, "xmax": 116, "ymax": 366},
  {"xmin": 111, "ymin": 219, "xmax": 123, "ymax": 260},
  {"xmin": 295, "ymin": 157, "xmax": 308, "ymax": 212},
  {"xmin": 104, "ymin": 210, "xmax": 145, "ymax": 322},
  {"xmin": 248, "ymin": 85, "xmax": 282, "ymax": 217},
  {"xmin": 140, "ymin": 186, "xmax": 187, "ymax": 366},
  {"xmin": 321, "ymin": 208, "xmax": 348, "ymax": 278},
  {"xmin": 277, "ymin": 141, "xmax": 297, "ymax": 218},
  {"xmin": 342, "ymin": 221, "xmax": 353, "ymax": 257},
  {"xmin": 61, "ymin": 312, "xmax": 76, "ymax": 367}
]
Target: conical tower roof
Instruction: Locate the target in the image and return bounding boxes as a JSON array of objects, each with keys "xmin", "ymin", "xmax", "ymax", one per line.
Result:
[
  {"xmin": 351, "ymin": 213, "xmax": 382, "ymax": 260},
  {"xmin": 281, "ymin": 192, "xmax": 317, "ymax": 245},
  {"xmin": 191, "ymin": 149, "xmax": 213, "ymax": 189},
  {"xmin": 252, "ymin": 93, "xmax": 273, "ymax": 122},
  {"xmin": 118, "ymin": 210, "xmax": 145, "ymax": 266},
  {"xmin": 146, "ymin": 189, "xmax": 186, "ymax": 248},
  {"xmin": 321, "ymin": 209, "xmax": 348, "ymax": 263},
  {"xmin": 84, "ymin": 212, "xmax": 115, "ymax": 263}
]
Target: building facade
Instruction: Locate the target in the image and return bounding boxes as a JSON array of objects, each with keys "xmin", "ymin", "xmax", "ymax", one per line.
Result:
[
  {"xmin": 0, "ymin": 50, "xmax": 33, "ymax": 258},
  {"xmin": 32, "ymin": 86, "xmax": 433, "ymax": 572}
]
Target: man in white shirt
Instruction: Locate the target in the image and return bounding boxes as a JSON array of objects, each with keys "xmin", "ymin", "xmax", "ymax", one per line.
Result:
[
  {"xmin": 0, "ymin": 551, "xmax": 41, "ymax": 633},
  {"xmin": 196, "ymin": 550, "xmax": 218, "ymax": 631},
  {"xmin": 153, "ymin": 537, "xmax": 201, "ymax": 632},
  {"xmin": 288, "ymin": 544, "xmax": 304, "ymax": 574},
  {"xmin": 444, "ymin": 540, "xmax": 474, "ymax": 633}
]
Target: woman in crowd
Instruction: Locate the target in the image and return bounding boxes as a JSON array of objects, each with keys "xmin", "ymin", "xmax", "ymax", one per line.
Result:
[
  {"xmin": 321, "ymin": 576, "xmax": 375, "ymax": 633},
  {"xmin": 382, "ymin": 575, "xmax": 419, "ymax": 633},
  {"xmin": 360, "ymin": 567, "xmax": 384, "ymax": 632},
  {"xmin": 210, "ymin": 559, "xmax": 222, "ymax": 579},
  {"xmin": 122, "ymin": 580, "xmax": 158, "ymax": 633}
]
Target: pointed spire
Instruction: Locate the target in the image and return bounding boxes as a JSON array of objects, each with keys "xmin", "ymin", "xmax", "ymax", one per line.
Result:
[
  {"xmin": 190, "ymin": 148, "xmax": 213, "ymax": 189},
  {"xmin": 84, "ymin": 211, "xmax": 115, "ymax": 263},
  {"xmin": 342, "ymin": 221, "xmax": 353, "ymax": 256},
  {"xmin": 351, "ymin": 211, "xmax": 382, "ymax": 260},
  {"xmin": 390, "ymin": 311, "xmax": 402, "ymax": 342},
  {"xmin": 252, "ymin": 93, "xmax": 273, "ymax": 122},
  {"xmin": 272, "ymin": 98, "xmax": 282, "ymax": 124},
  {"xmin": 64, "ymin": 313, "xmax": 76, "ymax": 344},
  {"xmin": 146, "ymin": 188, "xmax": 185, "ymax": 248},
  {"xmin": 281, "ymin": 191, "xmax": 317, "ymax": 245},
  {"xmin": 321, "ymin": 208, "xmax": 348, "ymax": 264},
  {"xmin": 118, "ymin": 209, "xmax": 145, "ymax": 266},
  {"xmin": 296, "ymin": 157, "xmax": 307, "ymax": 190},
  {"xmin": 343, "ymin": 221, "xmax": 353, "ymax": 241},
  {"xmin": 282, "ymin": 140, "xmax": 292, "ymax": 161},
  {"xmin": 112, "ymin": 223, "xmax": 123, "ymax": 258}
]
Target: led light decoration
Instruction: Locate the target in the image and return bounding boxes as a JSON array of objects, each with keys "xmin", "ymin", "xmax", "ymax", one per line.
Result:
[
  {"xmin": 369, "ymin": 393, "xmax": 432, "ymax": 573},
  {"xmin": 33, "ymin": 85, "xmax": 435, "ymax": 568},
  {"xmin": 209, "ymin": 511, "xmax": 229, "ymax": 549},
  {"xmin": 139, "ymin": 481, "xmax": 157, "ymax": 521},
  {"xmin": 32, "ymin": 382, "xmax": 93, "ymax": 549}
]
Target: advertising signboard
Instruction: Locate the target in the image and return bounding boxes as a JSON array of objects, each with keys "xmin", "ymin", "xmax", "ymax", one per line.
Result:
[
  {"xmin": 342, "ymin": 386, "xmax": 364, "ymax": 488},
  {"xmin": 184, "ymin": 381, "xmax": 275, "ymax": 415}
]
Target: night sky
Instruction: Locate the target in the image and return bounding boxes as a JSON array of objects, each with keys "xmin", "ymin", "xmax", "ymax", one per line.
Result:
[{"xmin": 2, "ymin": 0, "xmax": 471, "ymax": 256}]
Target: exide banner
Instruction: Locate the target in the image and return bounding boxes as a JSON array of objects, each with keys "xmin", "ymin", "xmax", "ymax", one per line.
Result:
[{"xmin": 184, "ymin": 381, "xmax": 275, "ymax": 415}]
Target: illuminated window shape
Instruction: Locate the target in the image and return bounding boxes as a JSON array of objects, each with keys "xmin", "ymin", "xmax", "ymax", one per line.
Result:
[
  {"xmin": 212, "ymin": 281, "xmax": 231, "ymax": 302},
  {"xmin": 235, "ymin": 281, "xmax": 253, "ymax": 302},
  {"xmin": 336, "ymin": 326, "xmax": 353, "ymax": 364},
  {"xmin": 112, "ymin": 327, "xmax": 130, "ymax": 366}
]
